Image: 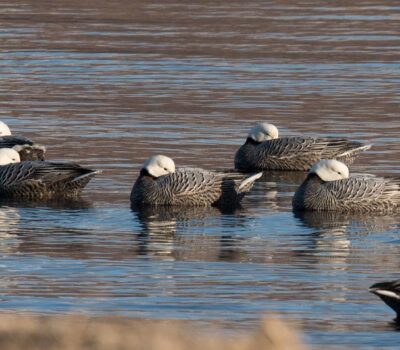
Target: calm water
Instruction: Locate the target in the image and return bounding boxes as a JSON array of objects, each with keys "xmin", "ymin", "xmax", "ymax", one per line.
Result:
[{"xmin": 1, "ymin": 1, "xmax": 400, "ymax": 348}]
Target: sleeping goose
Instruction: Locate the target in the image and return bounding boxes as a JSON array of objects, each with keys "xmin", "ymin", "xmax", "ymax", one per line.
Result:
[
  {"xmin": 0, "ymin": 148, "xmax": 99, "ymax": 200},
  {"xmin": 292, "ymin": 159, "xmax": 400, "ymax": 212},
  {"xmin": 234, "ymin": 122, "xmax": 371, "ymax": 171},
  {"xmin": 370, "ymin": 280, "xmax": 400, "ymax": 319},
  {"xmin": 131, "ymin": 155, "xmax": 262, "ymax": 207},
  {"xmin": 0, "ymin": 121, "xmax": 46, "ymax": 161}
]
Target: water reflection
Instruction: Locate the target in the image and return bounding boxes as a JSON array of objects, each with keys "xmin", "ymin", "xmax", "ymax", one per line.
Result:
[
  {"xmin": 133, "ymin": 204, "xmax": 224, "ymax": 228},
  {"xmin": 294, "ymin": 210, "xmax": 400, "ymax": 267},
  {"xmin": 132, "ymin": 205, "xmax": 249, "ymax": 261},
  {"xmin": 133, "ymin": 205, "xmax": 217, "ymax": 257},
  {"xmin": 0, "ymin": 205, "xmax": 140, "ymax": 261},
  {"xmin": 295, "ymin": 210, "xmax": 400, "ymax": 234},
  {"xmin": 252, "ymin": 171, "xmax": 306, "ymax": 211},
  {"xmin": 0, "ymin": 206, "xmax": 20, "ymax": 240},
  {"xmin": 0, "ymin": 197, "xmax": 93, "ymax": 210}
]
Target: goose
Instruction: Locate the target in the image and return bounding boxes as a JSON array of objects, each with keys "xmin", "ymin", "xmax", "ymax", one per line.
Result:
[
  {"xmin": 0, "ymin": 148, "xmax": 99, "ymax": 199},
  {"xmin": 0, "ymin": 121, "xmax": 46, "ymax": 161},
  {"xmin": 130, "ymin": 155, "xmax": 262, "ymax": 207},
  {"xmin": 234, "ymin": 122, "xmax": 371, "ymax": 171},
  {"xmin": 370, "ymin": 280, "xmax": 400, "ymax": 319},
  {"xmin": 292, "ymin": 159, "xmax": 400, "ymax": 212}
]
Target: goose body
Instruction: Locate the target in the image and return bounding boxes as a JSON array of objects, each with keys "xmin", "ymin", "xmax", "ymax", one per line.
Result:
[
  {"xmin": 0, "ymin": 149, "xmax": 99, "ymax": 200},
  {"xmin": 370, "ymin": 280, "xmax": 400, "ymax": 319},
  {"xmin": 292, "ymin": 159, "xmax": 400, "ymax": 213},
  {"xmin": 131, "ymin": 155, "xmax": 262, "ymax": 207},
  {"xmin": 234, "ymin": 122, "xmax": 371, "ymax": 171},
  {"xmin": 0, "ymin": 121, "xmax": 46, "ymax": 161}
]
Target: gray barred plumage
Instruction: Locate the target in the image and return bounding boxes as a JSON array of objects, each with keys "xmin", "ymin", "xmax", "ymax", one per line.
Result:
[
  {"xmin": 131, "ymin": 155, "xmax": 262, "ymax": 207},
  {"xmin": 293, "ymin": 159, "xmax": 400, "ymax": 213},
  {"xmin": 234, "ymin": 123, "xmax": 371, "ymax": 171},
  {"xmin": 0, "ymin": 161, "xmax": 100, "ymax": 199}
]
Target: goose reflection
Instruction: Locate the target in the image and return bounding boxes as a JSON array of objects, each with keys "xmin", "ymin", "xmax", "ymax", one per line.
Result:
[
  {"xmin": 0, "ymin": 206, "xmax": 20, "ymax": 237},
  {"xmin": 0, "ymin": 197, "xmax": 93, "ymax": 210},
  {"xmin": 251, "ymin": 171, "xmax": 307, "ymax": 211},
  {"xmin": 295, "ymin": 210, "xmax": 399, "ymax": 234},
  {"xmin": 294, "ymin": 210, "xmax": 400, "ymax": 266},
  {"xmin": 294, "ymin": 210, "xmax": 351, "ymax": 262},
  {"xmin": 132, "ymin": 205, "xmax": 249, "ymax": 261}
]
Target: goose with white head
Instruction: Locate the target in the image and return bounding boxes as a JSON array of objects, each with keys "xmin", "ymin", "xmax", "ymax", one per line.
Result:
[
  {"xmin": 0, "ymin": 148, "xmax": 20, "ymax": 165},
  {"xmin": 234, "ymin": 122, "xmax": 372, "ymax": 171},
  {"xmin": 144, "ymin": 155, "xmax": 175, "ymax": 178},
  {"xmin": 0, "ymin": 148, "xmax": 100, "ymax": 200},
  {"xmin": 0, "ymin": 121, "xmax": 46, "ymax": 161},
  {"xmin": 309, "ymin": 159, "xmax": 349, "ymax": 181},
  {"xmin": 293, "ymin": 159, "xmax": 400, "ymax": 212},
  {"xmin": 131, "ymin": 155, "xmax": 262, "ymax": 208},
  {"xmin": 0, "ymin": 121, "xmax": 11, "ymax": 136},
  {"xmin": 248, "ymin": 122, "xmax": 279, "ymax": 142}
]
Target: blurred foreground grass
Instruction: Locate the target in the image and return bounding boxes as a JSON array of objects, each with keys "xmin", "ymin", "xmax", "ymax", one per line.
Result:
[{"xmin": 0, "ymin": 314, "xmax": 306, "ymax": 350}]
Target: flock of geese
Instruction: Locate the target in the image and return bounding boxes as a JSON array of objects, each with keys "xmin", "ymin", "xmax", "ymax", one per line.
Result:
[{"xmin": 1, "ymin": 120, "xmax": 399, "ymax": 320}]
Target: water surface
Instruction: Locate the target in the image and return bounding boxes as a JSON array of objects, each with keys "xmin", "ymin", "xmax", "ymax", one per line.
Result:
[{"xmin": 0, "ymin": 1, "xmax": 400, "ymax": 349}]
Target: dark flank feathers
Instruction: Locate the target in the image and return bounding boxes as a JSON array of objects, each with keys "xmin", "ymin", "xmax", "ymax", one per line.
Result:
[
  {"xmin": 370, "ymin": 280, "xmax": 400, "ymax": 318},
  {"xmin": 0, "ymin": 161, "xmax": 100, "ymax": 199}
]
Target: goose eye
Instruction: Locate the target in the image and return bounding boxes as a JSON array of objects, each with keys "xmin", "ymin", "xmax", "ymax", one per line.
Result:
[{"xmin": 164, "ymin": 167, "xmax": 168, "ymax": 171}]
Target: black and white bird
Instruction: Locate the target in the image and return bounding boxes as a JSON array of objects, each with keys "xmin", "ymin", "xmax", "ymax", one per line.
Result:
[
  {"xmin": 292, "ymin": 159, "xmax": 400, "ymax": 213},
  {"xmin": 131, "ymin": 155, "xmax": 262, "ymax": 208},
  {"xmin": 0, "ymin": 148, "xmax": 99, "ymax": 200},
  {"xmin": 370, "ymin": 280, "xmax": 400, "ymax": 319},
  {"xmin": 0, "ymin": 121, "xmax": 46, "ymax": 161},
  {"xmin": 234, "ymin": 122, "xmax": 371, "ymax": 171}
]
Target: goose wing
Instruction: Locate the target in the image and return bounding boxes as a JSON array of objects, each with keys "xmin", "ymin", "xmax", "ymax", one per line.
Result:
[
  {"xmin": 257, "ymin": 137, "xmax": 367, "ymax": 158},
  {"xmin": 0, "ymin": 161, "xmax": 94, "ymax": 187},
  {"xmin": 0, "ymin": 136, "xmax": 34, "ymax": 148},
  {"xmin": 158, "ymin": 168, "xmax": 223, "ymax": 203},
  {"xmin": 324, "ymin": 175, "xmax": 399, "ymax": 203},
  {"xmin": 256, "ymin": 137, "xmax": 326, "ymax": 158},
  {"xmin": 320, "ymin": 138, "xmax": 370, "ymax": 158},
  {"xmin": 254, "ymin": 137, "xmax": 369, "ymax": 170},
  {"xmin": 252, "ymin": 137, "xmax": 327, "ymax": 170}
]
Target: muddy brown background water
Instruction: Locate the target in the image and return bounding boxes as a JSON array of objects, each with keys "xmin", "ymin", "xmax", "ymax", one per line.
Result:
[{"xmin": 0, "ymin": 1, "xmax": 399, "ymax": 349}]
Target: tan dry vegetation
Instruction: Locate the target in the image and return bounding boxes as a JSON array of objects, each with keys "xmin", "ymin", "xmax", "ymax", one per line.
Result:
[{"xmin": 0, "ymin": 314, "xmax": 306, "ymax": 350}]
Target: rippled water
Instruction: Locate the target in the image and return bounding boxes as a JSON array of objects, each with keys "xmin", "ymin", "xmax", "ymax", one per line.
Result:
[{"xmin": 0, "ymin": 1, "xmax": 400, "ymax": 349}]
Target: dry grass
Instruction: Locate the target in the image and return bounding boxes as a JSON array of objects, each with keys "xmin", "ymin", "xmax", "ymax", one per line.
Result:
[{"xmin": 0, "ymin": 314, "xmax": 306, "ymax": 350}]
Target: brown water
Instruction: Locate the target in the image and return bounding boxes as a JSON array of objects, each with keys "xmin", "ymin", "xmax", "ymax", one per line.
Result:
[{"xmin": 0, "ymin": 1, "xmax": 400, "ymax": 348}]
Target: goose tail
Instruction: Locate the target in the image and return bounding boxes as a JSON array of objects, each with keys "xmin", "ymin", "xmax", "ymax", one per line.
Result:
[
  {"xmin": 338, "ymin": 143, "xmax": 372, "ymax": 158},
  {"xmin": 71, "ymin": 169, "xmax": 102, "ymax": 184},
  {"xmin": 238, "ymin": 172, "xmax": 263, "ymax": 192}
]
